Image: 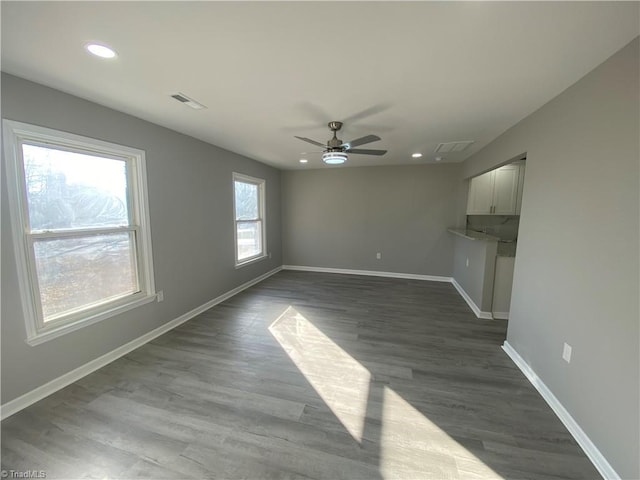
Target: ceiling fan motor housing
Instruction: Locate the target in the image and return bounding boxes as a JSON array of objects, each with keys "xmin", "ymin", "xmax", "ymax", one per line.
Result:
[{"xmin": 327, "ymin": 121, "xmax": 344, "ymax": 148}]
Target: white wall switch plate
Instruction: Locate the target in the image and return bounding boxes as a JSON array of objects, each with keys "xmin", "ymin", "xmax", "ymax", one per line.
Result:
[
  {"xmin": 157, "ymin": 291, "xmax": 164, "ymax": 302},
  {"xmin": 376, "ymin": 252, "xmax": 381, "ymax": 260},
  {"xmin": 562, "ymin": 342, "xmax": 572, "ymax": 363}
]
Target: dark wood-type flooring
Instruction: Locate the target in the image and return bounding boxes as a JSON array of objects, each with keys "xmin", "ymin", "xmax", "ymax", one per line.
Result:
[{"xmin": 1, "ymin": 271, "xmax": 600, "ymax": 479}]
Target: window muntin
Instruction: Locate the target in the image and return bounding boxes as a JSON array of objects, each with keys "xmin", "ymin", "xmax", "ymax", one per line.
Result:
[
  {"xmin": 3, "ymin": 120, "xmax": 156, "ymax": 344},
  {"xmin": 233, "ymin": 173, "xmax": 266, "ymax": 265}
]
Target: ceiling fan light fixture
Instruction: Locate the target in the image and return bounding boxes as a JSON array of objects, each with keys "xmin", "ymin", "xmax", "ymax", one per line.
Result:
[{"xmin": 322, "ymin": 152, "xmax": 348, "ymax": 165}]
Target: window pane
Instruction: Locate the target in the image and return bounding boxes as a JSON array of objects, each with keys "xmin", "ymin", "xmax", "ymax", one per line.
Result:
[
  {"xmin": 234, "ymin": 181, "xmax": 258, "ymax": 220},
  {"xmin": 33, "ymin": 233, "xmax": 139, "ymax": 321},
  {"xmin": 237, "ymin": 221, "xmax": 262, "ymax": 260},
  {"xmin": 22, "ymin": 144, "xmax": 129, "ymax": 231}
]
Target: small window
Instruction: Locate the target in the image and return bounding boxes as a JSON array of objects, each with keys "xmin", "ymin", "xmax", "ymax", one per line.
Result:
[
  {"xmin": 233, "ymin": 173, "xmax": 266, "ymax": 266},
  {"xmin": 3, "ymin": 120, "xmax": 156, "ymax": 344}
]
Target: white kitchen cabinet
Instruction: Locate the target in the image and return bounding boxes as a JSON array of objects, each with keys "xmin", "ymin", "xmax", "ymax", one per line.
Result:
[
  {"xmin": 492, "ymin": 164, "xmax": 520, "ymax": 214},
  {"xmin": 467, "ymin": 163, "xmax": 523, "ymax": 215},
  {"xmin": 466, "ymin": 170, "xmax": 494, "ymax": 214}
]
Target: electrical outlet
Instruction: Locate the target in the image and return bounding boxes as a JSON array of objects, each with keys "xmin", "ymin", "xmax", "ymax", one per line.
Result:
[
  {"xmin": 157, "ymin": 291, "xmax": 164, "ymax": 302},
  {"xmin": 466, "ymin": 258, "xmax": 469, "ymax": 267},
  {"xmin": 562, "ymin": 342, "xmax": 572, "ymax": 363},
  {"xmin": 376, "ymin": 252, "xmax": 381, "ymax": 260}
]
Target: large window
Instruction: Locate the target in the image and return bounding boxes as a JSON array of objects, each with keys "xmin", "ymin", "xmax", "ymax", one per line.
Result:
[
  {"xmin": 233, "ymin": 173, "xmax": 266, "ymax": 266},
  {"xmin": 3, "ymin": 120, "xmax": 156, "ymax": 344}
]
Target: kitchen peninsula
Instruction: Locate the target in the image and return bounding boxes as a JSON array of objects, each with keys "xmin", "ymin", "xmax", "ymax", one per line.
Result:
[{"xmin": 448, "ymin": 228, "xmax": 499, "ymax": 319}]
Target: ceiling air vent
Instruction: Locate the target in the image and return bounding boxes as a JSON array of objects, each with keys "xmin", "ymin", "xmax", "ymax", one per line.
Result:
[
  {"xmin": 170, "ymin": 92, "xmax": 206, "ymax": 110},
  {"xmin": 435, "ymin": 141, "xmax": 474, "ymax": 153}
]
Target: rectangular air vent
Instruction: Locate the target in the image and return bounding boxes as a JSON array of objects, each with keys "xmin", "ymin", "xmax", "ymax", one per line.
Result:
[
  {"xmin": 170, "ymin": 92, "xmax": 206, "ymax": 110},
  {"xmin": 435, "ymin": 141, "xmax": 475, "ymax": 153}
]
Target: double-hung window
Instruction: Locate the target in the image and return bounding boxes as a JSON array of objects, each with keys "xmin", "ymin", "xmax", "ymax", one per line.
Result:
[
  {"xmin": 3, "ymin": 120, "xmax": 156, "ymax": 345},
  {"xmin": 233, "ymin": 173, "xmax": 266, "ymax": 266}
]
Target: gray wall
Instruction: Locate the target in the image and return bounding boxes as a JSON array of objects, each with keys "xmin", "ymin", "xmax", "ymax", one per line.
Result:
[
  {"xmin": 282, "ymin": 164, "xmax": 461, "ymax": 277},
  {"xmin": 1, "ymin": 74, "xmax": 282, "ymax": 404},
  {"xmin": 451, "ymin": 236, "xmax": 497, "ymax": 312},
  {"xmin": 461, "ymin": 38, "xmax": 639, "ymax": 479}
]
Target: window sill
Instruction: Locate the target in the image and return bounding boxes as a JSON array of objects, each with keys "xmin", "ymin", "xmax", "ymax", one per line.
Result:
[
  {"xmin": 235, "ymin": 254, "xmax": 268, "ymax": 269},
  {"xmin": 25, "ymin": 294, "xmax": 158, "ymax": 346}
]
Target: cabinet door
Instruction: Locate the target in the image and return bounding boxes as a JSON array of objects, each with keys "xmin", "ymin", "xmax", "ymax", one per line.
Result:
[
  {"xmin": 492, "ymin": 165, "xmax": 519, "ymax": 215},
  {"xmin": 467, "ymin": 171, "xmax": 495, "ymax": 214}
]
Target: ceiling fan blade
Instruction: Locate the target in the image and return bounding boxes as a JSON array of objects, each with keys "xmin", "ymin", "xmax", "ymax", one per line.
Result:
[
  {"xmin": 344, "ymin": 134, "xmax": 381, "ymax": 148},
  {"xmin": 295, "ymin": 102, "xmax": 332, "ymax": 124},
  {"xmin": 342, "ymin": 104, "xmax": 390, "ymax": 124},
  {"xmin": 294, "ymin": 136, "xmax": 326, "ymax": 148},
  {"xmin": 348, "ymin": 148, "xmax": 387, "ymax": 156}
]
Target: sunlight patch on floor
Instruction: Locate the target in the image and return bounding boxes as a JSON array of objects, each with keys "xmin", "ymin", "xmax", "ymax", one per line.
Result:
[
  {"xmin": 269, "ymin": 306, "xmax": 371, "ymax": 441},
  {"xmin": 270, "ymin": 305, "xmax": 502, "ymax": 479},
  {"xmin": 380, "ymin": 386, "xmax": 500, "ymax": 479}
]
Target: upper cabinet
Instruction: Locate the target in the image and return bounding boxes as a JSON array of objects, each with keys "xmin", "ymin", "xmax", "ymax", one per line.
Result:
[
  {"xmin": 466, "ymin": 169, "xmax": 495, "ymax": 214},
  {"xmin": 467, "ymin": 162, "xmax": 525, "ymax": 215}
]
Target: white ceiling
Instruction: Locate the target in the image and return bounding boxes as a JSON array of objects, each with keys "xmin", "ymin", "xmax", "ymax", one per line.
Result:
[{"xmin": 2, "ymin": 2, "xmax": 638, "ymax": 170}]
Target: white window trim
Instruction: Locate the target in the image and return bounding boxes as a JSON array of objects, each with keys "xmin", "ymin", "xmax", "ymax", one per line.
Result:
[
  {"xmin": 3, "ymin": 120, "xmax": 157, "ymax": 346},
  {"xmin": 233, "ymin": 172, "xmax": 267, "ymax": 267}
]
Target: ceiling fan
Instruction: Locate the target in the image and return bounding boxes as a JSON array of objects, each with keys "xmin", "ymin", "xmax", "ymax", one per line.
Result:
[{"xmin": 295, "ymin": 121, "xmax": 387, "ymax": 165}]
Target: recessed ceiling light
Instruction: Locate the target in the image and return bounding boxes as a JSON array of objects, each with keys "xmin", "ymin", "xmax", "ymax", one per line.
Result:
[
  {"xmin": 411, "ymin": 153, "xmax": 423, "ymax": 158},
  {"xmin": 299, "ymin": 159, "xmax": 308, "ymax": 164},
  {"xmin": 435, "ymin": 156, "xmax": 443, "ymax": 162},
  {"xmin": 86, "ymin": 43, "xmax": 117, "ymax": 59}
]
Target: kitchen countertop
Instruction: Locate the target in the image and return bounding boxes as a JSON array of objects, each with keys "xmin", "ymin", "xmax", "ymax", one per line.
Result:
[
  {"xmin": 447, "ymin": 228, "xmax": 500, "ymax": 241},
  {"xmin": 448, "ymin": 228, "xmax": 517, "ymax": 257}
]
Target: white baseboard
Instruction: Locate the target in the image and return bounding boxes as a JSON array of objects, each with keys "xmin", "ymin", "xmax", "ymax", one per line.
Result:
[
  {"xmin": 282, "ymin": 265, "xmax": 495, "ymax": 320},
  {"xmin": 502, "ymin": 342, "xmax": 618, "ymax": 480},
  {"xmin": 0, "ymin": 266, "xmax": 282, "ymax": 420},
  {"xmin": 281, "ymin": 265, "xmax": 451, "ymax": 283},
  {"xmin": 492, "ymin": 311, "xmax": 509, "ymax": 320},
  {"xmin": 450, "ymin": 278, "xmax": 493, "ymax": 319}
]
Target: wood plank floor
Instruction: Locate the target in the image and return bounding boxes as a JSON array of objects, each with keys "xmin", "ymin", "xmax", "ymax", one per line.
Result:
[{"xmin": 1, "ymin": 271, "xmax": 600, "ymax": 479}]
